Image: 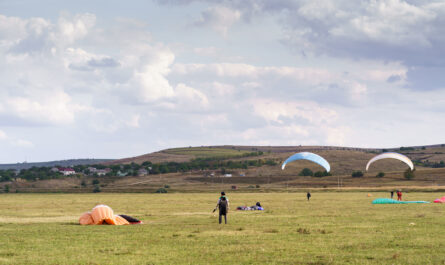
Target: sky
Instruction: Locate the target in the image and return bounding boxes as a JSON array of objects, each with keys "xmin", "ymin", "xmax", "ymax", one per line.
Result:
[{"xmin": 1, "ymin": 0, "xmax": 445, "ymax": 163}]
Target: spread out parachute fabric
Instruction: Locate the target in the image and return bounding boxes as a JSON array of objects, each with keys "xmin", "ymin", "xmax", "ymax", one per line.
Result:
[
  {"xmin": 281, "ymin": 152, "xmax": 330, "ymax": 172},
  {"xmin": 434, "ymin": 197, "xmax": 445, "ymax": 203},
  {"xmin": 372, "ymin": 198, "xmax": 429, "ymax": 204},
  {"xmin": 79, "ymin": 205, "xmax": 134, "ymax": 225},
  {"xmin": 366, "ymin": 152, "xmax": 414, "ymax": 171},
  {"xmin": 91, "ymin": 205, "xmax": 116, "ymax": 225},
  {"xmin": 79, "ymin": 212, "xmax": 94, "ymax": 225}
]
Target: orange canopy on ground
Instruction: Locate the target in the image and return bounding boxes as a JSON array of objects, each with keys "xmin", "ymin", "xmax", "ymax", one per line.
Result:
[{"xmin": 79, "ymin": 205, "xmax": 130, "ymax": 225}]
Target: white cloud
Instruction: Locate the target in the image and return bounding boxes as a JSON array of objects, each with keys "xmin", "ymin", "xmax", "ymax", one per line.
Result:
[
  {"xmin": 0, "ymin": 130, "xmax": 7, "ymax": 140},
  {"xmin": 252, "ymin": 99, "xmax": 338, "ymax": 125},
  {"xmin": 194, "ymin": 6, "xmax": 241, "ymax": 36}
]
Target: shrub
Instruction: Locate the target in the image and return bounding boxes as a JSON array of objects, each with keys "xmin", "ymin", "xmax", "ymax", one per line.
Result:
[
  {"xmin": 314, "ymin": 171, "xmax": 331, "ymax": 178},
  {"xmin": 93, "ymin": 185, "xmax": 101, "ymax": 193},
  {"xmin": 376, "ymin": 172, "xmax": 385, "ymax": 178},
  {"xmin": 352, "ymin": 171, "xmax": 364, "ymax": 178},
  {"xmin": 299, "ymin": 168, "xmax": 313, "ymax": 177},
  {"xmin": 92, "ymin": 179, "xmax": 100, "ymax": 185},
  {"xmin": 4, "ymin": 185, "xmax": 9, "ymax": 193},
  {"xmin": 156, "ymin": 188, "xmax": 168, "ymax": 193},
  {"xmin": 164, "ymin": 184, "xmax": 170, "ymax": 189},
  {"xmin": 255, "ymin": 184, "xmax": 260, "ymax": 188},
  {"xmin": 247, "ymin": 185, "xmax": 255, "ymax": 188},
  {"xmin": 404, "ymin": 169, "xmax": 415, "ymax": 180},
  {"xmin": 81, "ymin": 180, "xmax": 87, "ymax": 187}
]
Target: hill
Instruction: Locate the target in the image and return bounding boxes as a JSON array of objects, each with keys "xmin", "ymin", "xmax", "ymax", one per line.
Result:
[
  {"xmin": 0, "ymin": 159, "xmax": 113, "ymax": 170},
  {"xmin": 3, "ymin": 144, "xmax": 445, "ymax": 193}
]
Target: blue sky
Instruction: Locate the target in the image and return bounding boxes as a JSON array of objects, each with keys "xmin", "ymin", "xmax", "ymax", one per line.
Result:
[{"xmin": 0, "ymin": 0, "xmax": 445, "ymax": 163}]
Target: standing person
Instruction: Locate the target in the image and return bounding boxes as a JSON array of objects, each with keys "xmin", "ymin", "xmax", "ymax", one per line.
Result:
[
  {"xmin": 215, "ymin": 191, "xmax": 229, "ymax": 224},
  {"xmin": 390, "ymin": 191, "xmax": 394, "ymax": 199},
  {"xmin": 397, "ymin": 190, "xmax": 402, "ymax": 201},
  {"xmin": 307, "ymin": 192, "xmax": 311, "ymax": 201}
]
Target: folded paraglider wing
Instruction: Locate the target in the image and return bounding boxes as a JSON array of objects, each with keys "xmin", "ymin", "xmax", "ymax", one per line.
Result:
[
  {"xmin": 91, "ymin": 205, "xmax": 116, "ymax": 225},
  {"xmin": 114, "ymin": 215, "xmax": 130, "ymax": 225},
  {"xmin": 119, "ymin": 214, "xmax": 142, "ymax": 224},
  {"xmin": 366, "ymin": 152, "xmax": 414, "ymax": 171},
  {"xmin": 79, "ymin": 212, "xmax": 94, "ymax": 225},
  {"xmin": 79, "ymin": 205, "xmax": 142, "ymax": 225},
  {"xmin": 281, "ymin": 152, "xmax": 330, "ymax": 172},
  {"xmin": 433, "ymin": 196, "xmax": 445, "ymax": 203}
]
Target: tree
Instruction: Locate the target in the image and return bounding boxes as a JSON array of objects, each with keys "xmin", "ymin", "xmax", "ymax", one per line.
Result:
[
  {"xmin": 155, "ymin": 187, "xmax": 167, "ymax": 193},
  {"xmin": 376, "ymin": 172, "xmax": 385, "ymax": 178},
  {"xmin": 299, "ymin": 168, "xmax": 313, "ymax": 176},
  {"xmin": 93, "ymin": 185, "xmax": 101, "ymax": 193},
  {"xmin": 4, "ymin": 185, "xmax": 9, "ymax": 193},
  {"xmin": 404, "ymin": 168, "xmax": 415, "ymax": 180},
  {"xmin": 352, "ymin": 171, "xmax": 364, "ymax": 178},
  {"xmin": 313, "ymin": 171, "xmax": 331, "ymax": 177}
]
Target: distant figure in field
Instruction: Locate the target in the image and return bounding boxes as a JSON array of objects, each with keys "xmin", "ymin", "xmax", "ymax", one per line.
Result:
[
  {"xmin": 307, "ymin": 192, "xmax": 311, "ymax": 201},
  {"xmin": 390, "ymin": 191, "xmax": 394, "ymax": 199},
  {"xmin": 215, "ymin": 191, "xmax": 229, "ymax": 224},
  {"xmin": 397, "ymin": 190, "xmax": 402, "ymax": 201}
]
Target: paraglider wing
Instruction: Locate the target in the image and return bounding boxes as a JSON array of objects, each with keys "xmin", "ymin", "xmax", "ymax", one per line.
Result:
[
  {"xmin": 366, "ymin": 152, "xmax": 414, "ymax": 171},
  {"xmin": 281, "ymin": 152, "xmax": 330, "ymax": 172}
]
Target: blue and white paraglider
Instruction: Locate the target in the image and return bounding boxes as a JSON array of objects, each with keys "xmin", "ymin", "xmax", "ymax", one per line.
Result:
[{"xmin": 281, "ymin": 152, "xmax": 330, "ymax": 172}]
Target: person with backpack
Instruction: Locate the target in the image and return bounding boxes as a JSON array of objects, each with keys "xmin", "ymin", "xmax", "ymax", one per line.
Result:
[{"xmin": 215, "ymin": 191, "xmax": 229, "ymax": 224}]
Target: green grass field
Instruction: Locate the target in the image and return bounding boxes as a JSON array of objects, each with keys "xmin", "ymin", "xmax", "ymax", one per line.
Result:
[
  {"xmin": 164, "ymin": 147, "xmax": 252, "ymax": 158},
  {"xmin": 1, "ymin": 192, "xmax": 444, "ymax": 264}
]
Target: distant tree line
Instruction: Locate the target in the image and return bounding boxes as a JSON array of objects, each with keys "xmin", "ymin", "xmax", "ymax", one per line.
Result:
[
  {"xmin": 413, "ymin": 160, "xmax": 445, "ymax": 168},
  {"xmin": 0, "ymin": 153, "xmax": 278, "ymax": 182},
  {"xmin": 298, "ymin": 168, "xmax": 331, "ymax": 177}
]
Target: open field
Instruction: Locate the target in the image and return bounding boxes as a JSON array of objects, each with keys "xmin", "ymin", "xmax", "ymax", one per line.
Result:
[
  {"xmin": 1, "ymin": 192, "xmax": 445, "ymax": 264},
  {"xmin": 6, "ymin": 145, "xmax": 445, "ymax": 192}
]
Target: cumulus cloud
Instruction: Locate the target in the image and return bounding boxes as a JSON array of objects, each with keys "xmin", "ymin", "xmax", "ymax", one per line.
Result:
[
  {"xmin": 161, "ymin": 0, "xmax": 445, "ymax": 89},
  {"xmin": 194, "ymin": 6, "xmax": 241, "ymax": 36}
]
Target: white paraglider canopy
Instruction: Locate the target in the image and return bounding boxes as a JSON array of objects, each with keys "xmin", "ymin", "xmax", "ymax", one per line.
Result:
[
  {"xmin": 366, "ymin": 152, "xmax": 414, "ymax": 171},
  {"xmin": 281, "ymin": 152, "xmax": 330, "ymax": 172}
]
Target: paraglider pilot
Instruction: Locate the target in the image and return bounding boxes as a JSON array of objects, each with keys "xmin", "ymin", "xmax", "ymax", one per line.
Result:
[{"xmin": 215, "ymin": 191, "xmax": 229, "ymax": 224}]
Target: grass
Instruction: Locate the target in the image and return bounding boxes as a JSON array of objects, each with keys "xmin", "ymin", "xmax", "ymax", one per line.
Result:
[
  {"xmin": 0, "ymin": 192, "xmax": 444, "ymax": 264},
  {"xmin": 163, "ymin": 147, "xmax": 252, "ymax": 158}
]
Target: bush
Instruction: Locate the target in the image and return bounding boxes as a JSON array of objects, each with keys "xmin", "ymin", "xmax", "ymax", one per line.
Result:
[
  {"xmin": 404, "ymin": 169, "xmax": 415, "ymax": 180},
  {"xmin": 314, "ymin": 171, "xmax": 331, "ymax": 178},
  {"xmin": 4, "ymin": 185, "xmax": 9, "ymax": 193},
  {"xmin": 93, "ymin": 185, "xmax": 101, "ymax": 193},
  {"xmin": 155, "ymin": 188, "xmax": 168, "ymax": 193},
  {"xmin": 255, "ymin": 184, "xmax": 260, "ymax": 188},
  {"xmin": 92, "ymin": 179, "xmax": 100, "ymax": 185},
  {"xmin": 81, "ymin": 180, "xmax": 87, "ymax": 187},
  {"xmin": 247, "ymin": 185, "xmax": 255, "ymax": 189},
  {"xmin": 299, "ymin": 168, "xmax": 313, "ymax": 177},
  {"xmin": 352, "ymin": 171, "xmax": 364, "ymax": 178},
  {"xmin": 376, "ymin": 172, "xmax": 385, "ymax": 178}
]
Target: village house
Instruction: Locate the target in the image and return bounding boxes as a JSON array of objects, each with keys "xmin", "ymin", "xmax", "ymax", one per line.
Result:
[
  {"xmin": 96, "ymin": 168, "xmax": 111, "ymax": 176},
  {"xmin": 116, "ymin": 171, "xmax": 128, "ymax": 177},
  {"xmin": 138, "ymin": 168, "xmax": 148, "ymax": 176},
  {"xmin": 58, "ymin": 168, "xmax": 76, "ymax": 176}
]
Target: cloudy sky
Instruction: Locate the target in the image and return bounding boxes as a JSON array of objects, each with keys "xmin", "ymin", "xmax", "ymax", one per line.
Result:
[{"xmin": 0, "ymin": 0, "xmax": 445, "ymax": 162}]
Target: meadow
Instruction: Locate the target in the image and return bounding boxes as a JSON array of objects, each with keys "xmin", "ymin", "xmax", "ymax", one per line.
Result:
[{"xmin": 0, "ymin": 192, "xmax": 444, "ymax": 264}]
